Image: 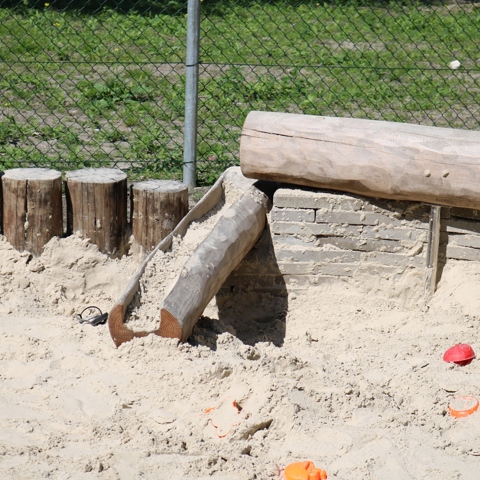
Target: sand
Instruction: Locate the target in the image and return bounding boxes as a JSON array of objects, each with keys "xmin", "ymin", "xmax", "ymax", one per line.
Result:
[{"xmin": 2, "ymin": 189, "xmax": 480, "ymax": 479}]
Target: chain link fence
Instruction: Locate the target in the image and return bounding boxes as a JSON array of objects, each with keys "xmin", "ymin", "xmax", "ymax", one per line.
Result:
[
  {"xmin": 1, "ymin": 1, "xmax": 479, "ymax": 185},
  {"xmin": 0, "ymin": 0, "xmax": 188, "ymax": 178}
]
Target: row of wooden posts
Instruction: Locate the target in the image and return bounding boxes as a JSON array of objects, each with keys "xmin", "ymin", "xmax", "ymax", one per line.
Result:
[{"xmin": 0, "ymin": 167, "xmax": 189, "ymax": 257}]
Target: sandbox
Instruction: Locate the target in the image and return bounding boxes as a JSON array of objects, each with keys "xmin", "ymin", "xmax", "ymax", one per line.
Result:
[{"xmin": 2, "ymin": 163, "xmax": 480, "ymax": 479}]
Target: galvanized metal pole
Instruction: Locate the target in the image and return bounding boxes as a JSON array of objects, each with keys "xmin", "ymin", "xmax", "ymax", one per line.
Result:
[
  {"xmin": 424, "ymin": 205, "xmax": 442, "ymax": 301},
  {"xmin": 183, "ymin": 0, "xmax": 200, "ymax": 188}
]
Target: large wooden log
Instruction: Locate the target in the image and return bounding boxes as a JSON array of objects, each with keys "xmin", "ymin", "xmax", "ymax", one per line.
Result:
[
  {"xmin": 2, "ymin": 168, "xmax": 62, "ymax": 256},
  {"xmin": 159, "ymin": 185, "xmax": 271, "ymax": 342},
  {"xmin": 66, "ymin": 168, "xmax": 127, "ymax": 257},
  {"xmin": 131, "ymin": 180, "xmax": 188, "ymax": 253},
  {"xmin": 240, "ymin": 111, "xmax": 480, "ymax": 210},
  {"xmin": 108, "ymin": 167, "xmax": 257, "ymax": 347}
]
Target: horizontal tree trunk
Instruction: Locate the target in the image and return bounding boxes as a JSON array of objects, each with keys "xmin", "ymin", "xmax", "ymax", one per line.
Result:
[{"xmin": 240, "ymin": 111, "xmax": 480, "ymax": 210}]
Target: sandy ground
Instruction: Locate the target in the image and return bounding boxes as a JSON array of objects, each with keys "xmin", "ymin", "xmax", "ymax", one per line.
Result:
[{"xmin": 2, "ymin": 187, "xmax": 480, "ymax": 479}]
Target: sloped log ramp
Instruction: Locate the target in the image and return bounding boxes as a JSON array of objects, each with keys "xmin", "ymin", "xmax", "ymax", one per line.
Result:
[
  {"xmin": 131, "ymin": 180, "xmax": 188, "ymax": 253},
  {"xmin": 159, "ymin": 186, "xmax": 271, "ymax": 341},
  {"xmin": 108, "ymin": 167, "xmax": 256, "ymax": 347},
  {"xmin": 240, "ymin": 111, "xmax": 480, "ymax": 210},
  {"xmin": 66, "ymin": 168, "xmax": 127, "ymax": 258},
  {"xmin": 2, "ymin": 168, "xmax": 62, "ymax": 256}
]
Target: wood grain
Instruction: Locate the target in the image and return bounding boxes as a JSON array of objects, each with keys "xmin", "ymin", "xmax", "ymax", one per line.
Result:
[
  {"xmin": 108, "ymin": 168, "xmax": 228, "ymax": 347},
  {"xmin": 131, "ymin": 180, "xmax": 188, "ymax": 253},
  {"xmin": 2, "ymin": 168, "xmax": 62, "ymax": 256},
  {"xmin": 66, "ymin": 168, "xmax": 127, "ymax": 257},
  {"xmin": 107, "ymin": 167, "xmax": 258, "ymax": 347},
  {"xmin": 240, "ymin": 111, "xmax": 480, "ymax": 210},
  {"xmin": 159, "ymin": 186, "xmax": 271, "ymax": 341}
]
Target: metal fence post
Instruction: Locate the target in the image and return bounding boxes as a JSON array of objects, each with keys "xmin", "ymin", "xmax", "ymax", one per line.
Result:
[{"xmin": 183, "ymin": 0, "xmax": 200, "ymax": 188}]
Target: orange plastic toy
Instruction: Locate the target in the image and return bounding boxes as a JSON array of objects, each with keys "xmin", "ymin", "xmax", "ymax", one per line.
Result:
[
  {"xmin": 448, "ymin": 395, "xmax": 479, "ymax": 419},
  {"xmin": 284, "ymin": 461, "xmax": 327, "ymax": 480},
  {"xmin": 205, "ymin": 397, "xmax": 243, "ymax": 438}
]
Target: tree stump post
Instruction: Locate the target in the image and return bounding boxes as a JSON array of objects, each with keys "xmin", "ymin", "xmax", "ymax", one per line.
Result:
[
  {"xmin": 131, "ymin": 180, "xmax": 188, "ymax": 253},
  {"xmin": 66, "ymin": 168, "xmax": 127, "ymax": 257},
  {"xmin": 2, "ymin": 168, "xmax": 63, "ymax": 256}
]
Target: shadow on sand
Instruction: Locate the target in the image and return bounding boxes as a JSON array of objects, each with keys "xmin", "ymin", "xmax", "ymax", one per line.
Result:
[{"xmin": 189, "ymin": 222, "xmax": 288, "ymax": 350}]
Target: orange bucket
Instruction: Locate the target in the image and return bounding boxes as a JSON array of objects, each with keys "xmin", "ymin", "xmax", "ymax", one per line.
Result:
[{"xmin": 284, "ymin": 461, "xmax": 327, "ymax": 480}]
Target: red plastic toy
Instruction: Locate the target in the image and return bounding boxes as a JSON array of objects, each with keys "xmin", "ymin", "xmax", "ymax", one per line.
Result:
[{"xmin": 443, "ymin": 344, "xmax": 475, "ymax": 366}]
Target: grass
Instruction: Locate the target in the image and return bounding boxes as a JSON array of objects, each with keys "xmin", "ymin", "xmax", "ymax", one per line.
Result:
[{"xmin": 0, "ymin": 1, "xmax": 479, "ymax": 184}]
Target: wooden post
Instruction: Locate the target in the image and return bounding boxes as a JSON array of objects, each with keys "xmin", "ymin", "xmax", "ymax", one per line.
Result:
[
  {"xmin": 66, "ymin": 168, "xmax": 127, "ymax": 257},
  {"xmin": 424, "ymin": 205, "xmax": 442, "ymax": 300},
  {"xmin": 159, "ymin": 185, "xmax": 271, "ymax": 341},
  {"xmin": 240, "ymin": 112, "xmax": 480, "ymax": 210},
  {"xmin": 0, "ymin": 172, "xmax": 3, "ymax": 235},
  {"xmin": 131, "ymin": 180, "xmax": 188, "ymax": 253},
  {"xmin": 2, "ymin": 168, "xmax": 62, "ymax": 256}
]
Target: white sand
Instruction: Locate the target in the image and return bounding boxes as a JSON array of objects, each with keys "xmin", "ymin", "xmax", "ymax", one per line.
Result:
[{"xmin": 2, "ymin": 199, "xmax": 480, "ymax": 479}]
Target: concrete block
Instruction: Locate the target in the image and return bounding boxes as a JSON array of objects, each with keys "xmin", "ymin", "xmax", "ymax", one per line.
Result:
[
  {"xmin": 272, "ymin": 234, "xmax": 315, "ymax": 248},
  {"xmin": 361, "ymin": 251, "xmax": 425, "ymax": 267},
  {"xmin": 317, "ymin": 211, "xmax": 388, "ymax": 226},
  {"xmin": 271, "ymin": 208, "xmax": 315, "ymax": 223},
  {"xmin": 446, "ymin": 245, "xmax": 480, "ymax": 262},
  {"xmin": 360, "ymin": 226, "xmax": 428, "ymax": 242},
  {"xmin": 315, "ymin": 236, "xmax": 404, "ymax": 254},
  {"xmin": 445, "ymin": 218, "xmax": 480, "ymax": 235},
  {"xmin": 316, "ymin": 210, "xmax": 427, "ymax": 229},
  {"xmin": 278, "ymin": 261, "xmax": 356, "ymax": 277},
  {"xmin": 277, "ymin": 262, "xmax": 317, "ymax": 275},
  {"xmin": 274, "ymin": 188, "xmax": 366, "ymax": 210},
  {"xmin": 448, "ymin": 207, "xmax": 480, "ymax": 221},
  {"xmin": 283, "ymin": 274, "xmax": 347, "ymax": 289},
  {"xmin": 271, "ymin": 221, "xmax": 361, "ymax": 238},
  {"xmin": 356, "ymin": 264, "xmax": 411, "ymax": 279},
  {"xmin": 316, "ymin": 263, "xmax": 355, "ymax": 277},
  {"xmin": 221, "ymin": 273, "xmax": 287, "ymax": 291},
  {"xmin": 276, "ymin": 248, "xmax": 362, "ymax": 264},
  {"xmin": 232, "ymin": 260, "xmax": 283, "ymax": 276},
  {"xmin": 447, "ymin": 233, "xmax": 480, "ymax": 250}
]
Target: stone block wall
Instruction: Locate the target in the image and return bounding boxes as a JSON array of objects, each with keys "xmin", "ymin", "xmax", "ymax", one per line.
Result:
[
  {"xmin": 220, "ymin": 187, "xmax": 480, "ymax": 300},
  {"xmin": 270, "ymin": 188, "xmax": 430, "ymax": 291},
  {"xmin": 441, "ymin": 207, "xmax": 480, "ymax": 262}
]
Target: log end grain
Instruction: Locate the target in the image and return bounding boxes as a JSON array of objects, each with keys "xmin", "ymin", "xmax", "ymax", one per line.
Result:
[
  {"xmin": 159, "ymin": 308, "xmax": 184, "ymax": 340},
  {"xmin": 108, "ymin": 303, "xmax": 151, "ymax": 347},
  {"xmin": 65, "ymin": 167, "xmax": 127, "ymax": 183},
  {"xmin": 4, "ymin": 167, "xmax": 62, "ymax": 181}
]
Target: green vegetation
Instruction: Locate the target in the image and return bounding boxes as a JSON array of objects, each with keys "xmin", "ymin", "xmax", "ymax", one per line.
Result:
[{"xmin": 0, "ymin": 2, "xmax": 479, "ymax": 184}]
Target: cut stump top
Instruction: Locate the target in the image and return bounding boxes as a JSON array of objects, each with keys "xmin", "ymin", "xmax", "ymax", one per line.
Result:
[
  {"xmin": 66, "ymin": 168, "xmax": 127, "ymax": 183},
  {"xmin": 3, "ymin": 168, "xmax": 62, "ymax": 180},
  {"xmin": 132, "ymin": 180, "xmax": 188, "ymax": 193}
]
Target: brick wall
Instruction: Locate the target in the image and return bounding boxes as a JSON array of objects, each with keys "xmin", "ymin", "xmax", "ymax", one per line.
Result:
[
  {"xmin": 442, "ymin": 207, "xmax": 480, "ymax": 262},
  {"xmin": 219, "ymin": 187, "xmax": 480, "ymax": 298}
]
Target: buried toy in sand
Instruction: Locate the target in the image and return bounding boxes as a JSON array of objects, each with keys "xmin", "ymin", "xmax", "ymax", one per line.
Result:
[{"xmin": 284, "ymin": 460, "xmax": 327, "ymax": 480}]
